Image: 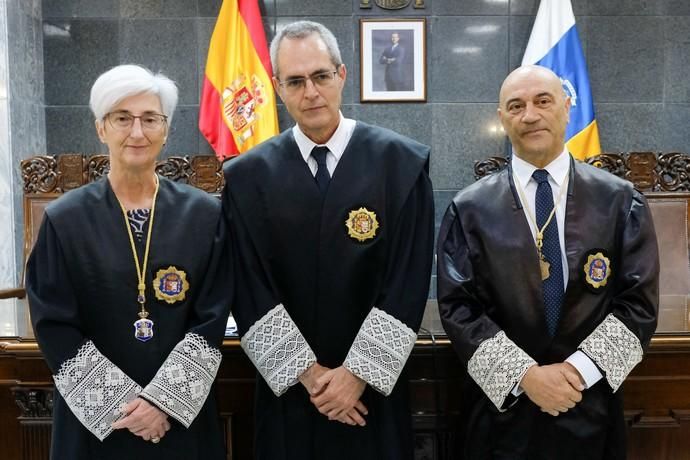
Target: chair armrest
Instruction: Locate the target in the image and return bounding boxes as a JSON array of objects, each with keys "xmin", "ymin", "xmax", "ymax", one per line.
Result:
[{"xmin": 0, "ymin": 287, "xmax": 26, "ymax": 299}]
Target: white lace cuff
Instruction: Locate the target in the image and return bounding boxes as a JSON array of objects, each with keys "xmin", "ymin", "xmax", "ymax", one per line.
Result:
[
  {"xmin": 53, "ymin": 341, "xmax": 142, "ymax": 441},
  {"xmin": 579, "ymin": 314, "xmax": 643, "ymax": 392},
  {"xmin": 140, "ymin": 332, "xmax": 222, "ymax": 428},
  {"xmin": 467, "ymin": 331, "xmax": 536, "ymax": 411},
  {"xmin": 343, "ymin": 307, "xmax": 417, "ymax": 396},
  {"xmin": 240, "ymin": 304, "xmax": 316, "ymax": 396}
]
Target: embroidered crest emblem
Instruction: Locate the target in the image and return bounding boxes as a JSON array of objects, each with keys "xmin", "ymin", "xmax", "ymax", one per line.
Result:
[
  {"xmin": 345, "ymin": 207, "xmax": 380, "ymax": 242},
  {"xmin": 153, "ymin": 266, "xmax": 190, "ymax": 304},
  {"xmin": 222, "ymin": 74, "xmax": 269, "ymax": 148},
  {"xmin": 583, "ymin": 251, "xmax": 611, "ymax": 290}
]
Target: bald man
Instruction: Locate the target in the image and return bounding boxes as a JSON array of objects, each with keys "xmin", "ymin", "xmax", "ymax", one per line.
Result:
[{"xmin": 436, "ymin": 65, "xmax": 659, "ymax": 459}]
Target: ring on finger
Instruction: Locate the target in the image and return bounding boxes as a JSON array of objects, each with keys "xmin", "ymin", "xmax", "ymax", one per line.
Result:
[{"xmin": 151, "ymin": 436, "xmax": 161, "ymax": 444}]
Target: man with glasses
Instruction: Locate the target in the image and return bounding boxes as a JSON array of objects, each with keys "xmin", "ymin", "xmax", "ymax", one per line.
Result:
[{"xmin": 222, "ymin": 20, "xmax": 434, "ymax": 460}]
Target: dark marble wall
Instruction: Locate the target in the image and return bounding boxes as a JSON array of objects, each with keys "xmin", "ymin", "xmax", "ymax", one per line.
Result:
[
  {"xmin": 33, "ymin": 0, "xmax": 690, "ymax": 295},
  {"xmin": 9, "ymin": 0, "xmax": 44, "ymax": 278}
]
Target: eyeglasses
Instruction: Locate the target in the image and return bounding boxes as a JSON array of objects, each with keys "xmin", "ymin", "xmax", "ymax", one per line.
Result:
[
  {"xmin": 105, "ymin": 111, "xmax": 168, "ymax": 131},
  {"xmin": 278, "ymin": 70, "xmax": 339, "ymax": 94}
]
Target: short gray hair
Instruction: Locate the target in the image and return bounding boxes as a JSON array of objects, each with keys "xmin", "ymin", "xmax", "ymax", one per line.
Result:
[
  {"xmin": 270, "ymin": 21, "xmax": 343, "ymax": 79},
  {"xmin": 89, "ymin": 64, "xmax": 179, "ymax": 123}
]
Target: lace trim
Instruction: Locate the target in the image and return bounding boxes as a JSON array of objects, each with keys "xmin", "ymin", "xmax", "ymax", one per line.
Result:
[
  {"xmin": 343, "ymin": 307, "xmax": 416, "ymax": 396},
  {"xmin": 579, "ymin": 314, "xmax": 643, "ymax": 392},
  {"xmin": 467, "ymin": 331, "xmax": 536, "ymax": 411},
  {"xmin": 140, "ymin": 332, "xmax": 222, "ymax": 428},
  {"xmin": 240, "ymin": 304, "xmax": 316, "ymax": 396},
  {"xmin": 53, "ymin": 341, "xmax": 142, "ymax": 441}
]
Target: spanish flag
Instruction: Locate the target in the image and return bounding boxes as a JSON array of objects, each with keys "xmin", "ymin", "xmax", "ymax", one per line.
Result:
[
  {"xmin": 199, "ymin": 0, "xmax": 278, "ymax": 160},
  {"xmin": 522, "ymin": 0, "xmax": 601, "ymax": 160}
]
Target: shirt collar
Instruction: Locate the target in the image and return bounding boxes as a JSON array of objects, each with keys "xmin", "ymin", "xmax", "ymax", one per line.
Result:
[
  {"xmin": 511, "ymin": 147, "xmax": 570, "ymax": 188},
  {"xmin": 293, "ymin": 112, "xmax": 356, "ymax": 162}
]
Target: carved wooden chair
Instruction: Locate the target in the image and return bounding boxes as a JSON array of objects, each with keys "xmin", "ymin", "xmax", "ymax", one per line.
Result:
[
  {"xmin": 0, "ymin": 154, "xmax": 224, "ymax": 302},
  {"xmin": 474, "ymin": 152, "xmax": 690, "ymax": 334}
]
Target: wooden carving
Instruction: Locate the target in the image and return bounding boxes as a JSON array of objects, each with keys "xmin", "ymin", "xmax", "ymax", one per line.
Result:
[
  {"xmin": 190, "ymin": 155, "xmax": 224, "ymax": 193},
  {"xmin": 658, "ymin": 152, "xmax": 690, "ymax": 192},
  {"xmin": 473, "ymin": 156, "xmax": 508, "ymax": 181},
  {"xmin": 21, "ymin": 156, "xmax": 59, "ymax": 193},
  {"xmin": 12, "ymin": 387, "xmax": 53, "ymax": 418},
  {"xmin": 21, "ymin": 154, "xmax": 224, "ymax": 195}
]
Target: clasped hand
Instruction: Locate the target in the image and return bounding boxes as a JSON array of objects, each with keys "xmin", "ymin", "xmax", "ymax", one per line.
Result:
[
  {"xmin": 111, "ymin": 397, "xmax": 171, "ymax": 442},
  {"xmin": 300, "ymin": 363, "xmax": 368, "ymax": 426},
  {"xmin": 520, "ymin": 363, "xmax": 585, "ymax": 416}
]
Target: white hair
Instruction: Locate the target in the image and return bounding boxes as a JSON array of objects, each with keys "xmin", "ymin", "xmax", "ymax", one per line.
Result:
[
  {"xmin": 270, "ymin": 21, "xmax": 342, "ymax": 79},
  {"xmin": 89, "ymin": 64, "xmax": 179, "ymax": 124}
]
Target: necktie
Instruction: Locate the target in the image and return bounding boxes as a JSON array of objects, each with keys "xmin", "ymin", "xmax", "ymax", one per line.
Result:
[
  {"xmin": 532, "ymin": 169, "xmax": 564, "ymax": 336},
  {"xmin": 312, "ymin": 146, "xmax": 331, "ymax": 196}
]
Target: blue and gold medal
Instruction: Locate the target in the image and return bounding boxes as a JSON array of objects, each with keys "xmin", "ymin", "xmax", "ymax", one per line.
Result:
[
  {"xmin": 583, "ymin": 250, "xmax": 612, "ymax": 292},
  {"xmin": 154, "ymin": 266, "xmax": 189, "ymax": 304}
]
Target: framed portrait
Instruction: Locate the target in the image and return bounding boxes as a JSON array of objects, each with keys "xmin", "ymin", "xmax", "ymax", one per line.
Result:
[{"xmin": 360, "ymin": 18, "xmax": 426, "ymax": 102}]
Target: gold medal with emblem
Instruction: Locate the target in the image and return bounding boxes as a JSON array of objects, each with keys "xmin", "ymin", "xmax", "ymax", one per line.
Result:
[
  {"xmin": 153, "ymin": 266, "xmax": 190, "ymax": 304},
  {"xmin": 345, "ymin": 207, "xmax": 380, "ymax": 242},
  {"xmin": 583, "ymin": 251, "xmax": 611, "ymax": 290}
]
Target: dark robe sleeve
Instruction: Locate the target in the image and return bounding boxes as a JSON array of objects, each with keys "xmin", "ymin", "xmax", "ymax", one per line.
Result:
[
  {"xmin": 223, "ymin": 184, "xmax": 317, "ymax": 397},
  {"xmin": 27, "ymin": 216, "xmax": 141, "ymax": 441},
  {"xmin": 577, "ymin": 191, "xmax": 659, "ymax": 392},
  {"xmin": 436, "ymin": 203, "xmax": 537, "ymax": 410},
  {"xmin": 342, "ymin": 170, "xmax": 435, "ymax": 396},
  {"xmin": 140, "ymin": 210, "xmax": 232, "ymax": 428}
]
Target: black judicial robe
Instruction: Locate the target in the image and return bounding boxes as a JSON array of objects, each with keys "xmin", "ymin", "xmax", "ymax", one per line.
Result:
[
  {"xmin": 27, "ymin": 177, "xmax": 230, "ymax": 460},
  {"xmin": 437, "ymin": 158, "xmax": 659, "ymax": 460},
  {"xmin": 224, "ymin": 122, "xmax": 434, "ymax": 460}
]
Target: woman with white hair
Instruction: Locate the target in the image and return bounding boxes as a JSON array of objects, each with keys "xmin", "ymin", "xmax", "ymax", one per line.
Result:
[{"xmin": 26, "ymin": 64, "xmax": 230, "ymax": 459}]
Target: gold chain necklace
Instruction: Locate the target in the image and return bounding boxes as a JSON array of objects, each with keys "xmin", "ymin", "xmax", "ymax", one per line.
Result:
[
  {"xmin": 115, "ymin": 175, "xmax": 160, "ymax": 342},
  {"xmin": 513, "ymin": 170, "xmax": 568, "ymax": 281}
]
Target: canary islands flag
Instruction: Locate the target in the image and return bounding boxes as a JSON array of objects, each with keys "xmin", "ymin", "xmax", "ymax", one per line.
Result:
[
  {"xmin": 199, "ymin": 0, "xmax": 278, "ymax": 161},
  {"xmin": 522, "ymin": 0, "xmax": 601, "ymax": 160}
]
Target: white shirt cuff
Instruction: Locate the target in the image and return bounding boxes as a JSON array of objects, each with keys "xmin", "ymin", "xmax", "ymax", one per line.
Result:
[
  {"xmin": 511, "ymin": 382, "xmax": 524, "ymax": 397},
  {"xmin": 566, "ymin": 350, "xmax": 603, "ymax": 388}
]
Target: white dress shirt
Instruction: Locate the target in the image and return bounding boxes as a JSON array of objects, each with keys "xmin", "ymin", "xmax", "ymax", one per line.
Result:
[
  {"xmin": 292, "ymin": 112, "xmax": 356, "ymax": 178},
  {"xmin": 511, "ymin": 148, "xmax": 603, "ymax": 394}
]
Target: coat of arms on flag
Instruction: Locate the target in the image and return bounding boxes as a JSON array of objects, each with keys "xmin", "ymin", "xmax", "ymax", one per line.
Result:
[{"xmin": 222, "ymin": 74, "xmax": 269, "ymax": 147}]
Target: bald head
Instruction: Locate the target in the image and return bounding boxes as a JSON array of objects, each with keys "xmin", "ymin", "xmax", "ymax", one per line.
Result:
[
  {"xmin": 497, "ymin": 65, "xmax": 571, "ymax": 167},
  {"xmin": 499, "ymin": 65, "xmax": 566, "ymax": 106}
]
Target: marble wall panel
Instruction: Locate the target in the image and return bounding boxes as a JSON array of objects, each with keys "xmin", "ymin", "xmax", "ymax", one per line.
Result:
[
  {"xmin": 588, "ymin": 16, "xmax": 664, "ymax": 103},
  {"xmin": 354, "ymin": 103, "xmax": 431, "ymax": 147},
  {"xmin": 120, "ymin": 18, "xmax": 198, "ymax": 105},
  {"xmin": 510, "ymin": 0, "xmax": 588, "ymax": 15},
  {"xmin": 163, "ymin": 105, "xmax": 199, "ymax": 156},
  {"xmin": 588, "ymin": 0, "xmax": 663, "ymax": 16},
  {"xmin": 661, "ymin": 104, "xmax": 690, "ymax": 152},
  {"xmin": 596, "ymin": 103, "xmax": 664, "ymax": 152},
  {"xmin": 432, "ymin": 0, "xmax": 508, "ymax": 15},
  {"xmin": 45, "ymin": 106, "xmax": 103, "ymax": 153},
  {"xmin": 276, "ymin": 0, "xmax": 350, "ymax": 17},
  {"xmin": 43, "ymin": 19, "xmax": 119, "ymax": 105},
  {"xmin": 430, "ymin": 16, "xmax": 507, "ymax": 102},
  {"xmin": 119, "ymin": 0, "xmax": 197, "ymax": 18},
  {"xmin": 431, "ymin": 103, "xmax": 505, "ymax": 190},
  {"xmin": 43, "ymin": 0, "xmax": 119, "ymax": 18},
  {"xmin": 664, "ymin": 16, "xmax": 690, "ymax": 103}
]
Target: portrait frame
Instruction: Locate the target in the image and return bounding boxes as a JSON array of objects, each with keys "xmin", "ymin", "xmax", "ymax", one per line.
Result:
[{"xmin": 360, "ymin": 18, "xmax": 426, "ymax": 102}]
